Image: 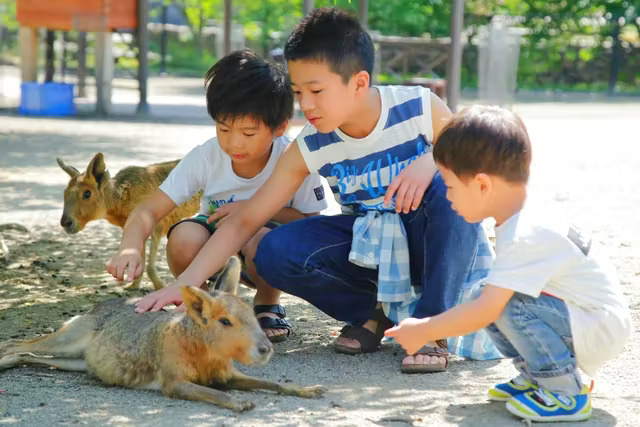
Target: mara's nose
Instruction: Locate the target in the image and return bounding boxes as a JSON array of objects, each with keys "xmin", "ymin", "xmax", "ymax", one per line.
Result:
[{"xmin": 60, "ymin": 215, "xmax": 73, "ymax": 228}]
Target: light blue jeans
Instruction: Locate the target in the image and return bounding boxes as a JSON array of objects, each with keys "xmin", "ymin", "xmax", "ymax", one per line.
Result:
[{"xmin": 486, "ymin": 293, "xmax": 583, "ymax": 395}]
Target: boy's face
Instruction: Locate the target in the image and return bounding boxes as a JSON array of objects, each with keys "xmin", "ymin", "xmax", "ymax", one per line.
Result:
[
  {"xmin": 288, "ymin": 59, "xmax": 358, "ymax": 133},
  {"xmin": 216, "ymin": 116, "xmax": 284, "ymax": 165},
  {"xmin": 438, "ymin": 165, "xmax": 488, "ymax": 224}
]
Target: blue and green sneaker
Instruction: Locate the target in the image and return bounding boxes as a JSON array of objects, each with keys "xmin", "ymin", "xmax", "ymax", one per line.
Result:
[
  {"xmin": 505, "ymin": 386, "xmax": 592, "ymax": 422},
  {"xmin": 488, "ymin": 376, "xmax": 537, "ymax": 402}
]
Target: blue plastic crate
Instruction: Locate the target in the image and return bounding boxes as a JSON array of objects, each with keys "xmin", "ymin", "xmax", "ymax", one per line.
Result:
[{"xmin": 19, "ymin": 82, "xmax": 75, "ymax": 116}]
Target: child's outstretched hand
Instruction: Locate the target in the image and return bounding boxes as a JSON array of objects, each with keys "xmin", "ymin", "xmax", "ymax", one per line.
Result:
[
  {"xmin": 384, "ymin": 153, "xmax": 437, "ymax": 214},
  {"xmin": 134, "ymin": 283, "xmax": 185, "ymax": 313},
  {"xmin": 384, "ymin": 317, "xmax": 431, "ymax": 355},
  {"xmin": 106, "ymin": 248, "xmax": 143, "ymax": 282}
]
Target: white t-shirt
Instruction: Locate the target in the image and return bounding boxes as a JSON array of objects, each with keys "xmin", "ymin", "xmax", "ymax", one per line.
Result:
[
  {"xmin": 486, "ymin": 206, "xmax": 633, "ymax": 376},
  {"xmin": 159, "ymin": 135, "xmax": 328, "ymax": 216}
]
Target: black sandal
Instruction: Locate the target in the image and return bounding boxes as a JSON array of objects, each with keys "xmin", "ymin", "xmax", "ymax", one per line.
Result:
[
  {"xmin": 334, "ymin": 307, "xmax": 394, "ymax": 355},
  {"xmin": 254, "ymin": 304, "xmax": 292, "ymax": 343}
]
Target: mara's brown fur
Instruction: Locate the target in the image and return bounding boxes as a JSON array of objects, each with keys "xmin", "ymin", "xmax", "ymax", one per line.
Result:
[
  {"xmin": 57, "ymin": 153, "xmax": 201, "ymax": 289},
  {"xmin": 0, "ymin": 284, "xmax": 325, "ymax": 412}
]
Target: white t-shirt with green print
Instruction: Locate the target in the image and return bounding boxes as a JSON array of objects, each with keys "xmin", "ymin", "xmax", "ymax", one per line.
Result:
[{"xmin": 159, "ymin": 135, "xmax": 328, "ymax": 216}]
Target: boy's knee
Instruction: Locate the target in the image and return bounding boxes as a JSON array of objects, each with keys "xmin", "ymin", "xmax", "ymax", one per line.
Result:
[
  {"xmin": 494, "ymin": 293, "xmax": 525, "ymax": 331},
  {"xmin": 254, "ymin": 228, "xmax": 294, "ymax": 279},
  {"xmin": 166, "ymin": 224, "xmax": 209, "ymax": 264}
]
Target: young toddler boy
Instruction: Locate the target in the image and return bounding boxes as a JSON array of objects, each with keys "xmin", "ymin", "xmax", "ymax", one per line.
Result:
[{"xmin": 385, "ymin": 105, "xmax": 632, "ymax": 422}]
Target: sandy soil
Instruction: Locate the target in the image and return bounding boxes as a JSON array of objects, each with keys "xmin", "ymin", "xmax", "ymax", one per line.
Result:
[{"xmin": 0, "ymin": 101, "xmax": 638, "ymax": 426}]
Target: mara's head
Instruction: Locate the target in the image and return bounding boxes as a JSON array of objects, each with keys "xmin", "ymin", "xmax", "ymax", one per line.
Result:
[
  {"xmin": 57, "ymin": 153, "xmax": 111, "ymax": 234},
  {"xmin": 180, "ymin": 286, "xmax": 273, "ymax": 366}
]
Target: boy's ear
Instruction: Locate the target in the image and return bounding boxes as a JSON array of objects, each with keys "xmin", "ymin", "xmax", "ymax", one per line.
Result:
[
  {"xmin": 273, "ymin": 120, "xmax": 289, "ymax": 138},
  {"xmin": 475, "ymin": 173, "xmax": 492, "ymax": 194},
  {"xmin": 180, "ymin": 286, "xmax": 223, "ymax": 327},
  {"xmin": 353, "ymin": 70, "xmax": 371, "ymax": 97}
]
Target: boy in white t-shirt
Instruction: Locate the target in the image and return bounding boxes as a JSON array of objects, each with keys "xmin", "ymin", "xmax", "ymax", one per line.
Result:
[
  {"xmin": 385, "ymin": 106, "xmax": 632, "ymax": 422},
  {"xmin": 106, "ymin": 49, "xmax": 328, "ymax": 342}
]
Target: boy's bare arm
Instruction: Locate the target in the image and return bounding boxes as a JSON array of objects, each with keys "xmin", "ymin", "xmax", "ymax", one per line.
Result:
[
  {"xmin": 106, "ymin": 189, "xmax": 177, "ymax": 281},
  {"xmin": 430, "ymin": 91, "xmax": 453, "ymax": 142},
  {"xmin": 135, "ymin": 144, "xmax": 310, "ymax": 312},
  {"xmin": 385, "ymin": 285, "xmax": 514, "ymax": 355}
]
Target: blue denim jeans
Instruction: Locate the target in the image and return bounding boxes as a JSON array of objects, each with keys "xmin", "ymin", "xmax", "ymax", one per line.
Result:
[
  {"xmin": 254, "ymin": 173, "xmax": 484, "ymax": 326},
  {"xmin": 486, "ymin": 293, "xmax": 583, "ymax": 395}
]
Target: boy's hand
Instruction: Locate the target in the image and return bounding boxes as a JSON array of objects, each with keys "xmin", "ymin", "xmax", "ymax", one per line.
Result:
[
  {"xmin": 134, "ymin": 283, "xmax": 185, "ymax": 313},
  {"xmin": 384, "ymin": 153, "xmax": 437, "ymax": 213},
  {"xmin": 206, "ymin": 200, "xmax": 248, "ymax": 225},
  {"xmin": 384, "ymin": 317, "xmax": 431, "ymax": 355},
  {"xmin": 106, "ymin": 248, "xmax": 144, "ymax": 282}
]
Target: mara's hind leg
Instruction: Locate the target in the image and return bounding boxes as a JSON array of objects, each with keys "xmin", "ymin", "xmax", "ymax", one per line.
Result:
[
  {"xmin": 0, "ymin": 315, "xmax": 96, "ymax": 361},
  {"xmin": 146, "ymin": 228, "xmax": 164, "ymax": 290},
  {"xmin": 0, "ymin": 353, "xmax": 87, "ymax": 372}
]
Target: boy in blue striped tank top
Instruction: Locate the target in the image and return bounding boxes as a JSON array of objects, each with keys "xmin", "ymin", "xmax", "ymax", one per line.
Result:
[{"xmin": 134, "ymin": 8, "xmax": 494, "ymax": 372}]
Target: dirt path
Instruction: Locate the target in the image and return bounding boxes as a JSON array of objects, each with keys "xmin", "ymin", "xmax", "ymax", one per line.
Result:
[{"xmin": 0, "ymin": 102, "xmax": 638, "ymax": 426}]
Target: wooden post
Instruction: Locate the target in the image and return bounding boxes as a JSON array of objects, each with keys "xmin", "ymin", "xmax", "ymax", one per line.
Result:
[
  {"xmin": 137, "ymin": 0, "xmax": 149, "ymax": 114},
  {"xmin": 224, "ymin": 0, "xmax": 232, "ymax": 55},
  {"xmin": 446, "ymin": 0, "xmax": 464, "ymax": 112},
  {"xmin": 94, "ymin": 31, "xmax": 113, "ymax": 115},
  {"xmin": 608, "ymin": 16, "xmax": 621, "ymax": 96},
  {"xmin": 358, "ymin": 0, "xmax": 368, "ymax": 30},
  {"xmin": 44, "ymin": 30, "xmax": 55, "ymax": 82},
  {"xmin": 19, "ymin": 26, "xmax": 38, "ymax": 82},
  {"xmin": 303, "ymin": 0, "xmax": 314, "ymax": 15},
  {"xmin": 77, "ymin": 32, "xmax": 87, "ymax": 97}
]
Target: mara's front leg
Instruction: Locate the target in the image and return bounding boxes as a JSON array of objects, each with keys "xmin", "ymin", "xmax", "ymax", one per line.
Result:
[
  {"xmin": 226, "ymin": 370, "xmax": 326, "ymax": 398},
  {"xmin": 146, "ymin": 228, "xmax": 164, "ymax": 290},
  {"xmin": 164, "ymin": 380, "xmax": 255, "ymax": 412},
  {"xmin": 123, "ymin": 237, "xmax": 146, "ymax": 289}
]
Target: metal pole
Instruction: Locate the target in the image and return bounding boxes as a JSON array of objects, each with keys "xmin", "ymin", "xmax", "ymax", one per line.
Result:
[
  {"xmin": 358, "ymin": 0, "xmax": 368, "ymax": 30},
  {"xmin": 137, "ymin": 0, "xmax": 149, "ymax": 114},
  {"xmin": 303, "ymin": 0, "xmax": 314, "ymax": 15},
  {"xmin": 224, "ymin": 0, "xmax": 232, "ymax": 55},
  {"xmin": 446, "ymin": 0, "xmax": 464, "ymax": 112}
]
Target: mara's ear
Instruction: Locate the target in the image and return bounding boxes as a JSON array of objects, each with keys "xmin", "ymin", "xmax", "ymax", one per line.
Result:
[
  {"xmin": 181, "ymin": 286, "xmax": 223, "ymax": 327},
  {"xmin": 56, "ymin": 157, "xmax": 80, "ymax": 178},
  {"xmin": 85, "ymin": 153, "xmax": 110, "ymax": 189}
]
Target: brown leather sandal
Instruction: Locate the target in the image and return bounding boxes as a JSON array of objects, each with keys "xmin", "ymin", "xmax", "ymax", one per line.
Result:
[
  {"xmin": 334, "ymin": 307, "xmax": 394, "ymax": 355},
  {"xmin": 400, "ymin": 339, "xmax": 449, "ymax": 373}
]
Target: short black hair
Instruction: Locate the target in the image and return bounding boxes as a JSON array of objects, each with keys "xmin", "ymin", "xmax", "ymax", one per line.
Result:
[
  {"xmin": 433, "ymin": 106, "xmax": 532, "ymax": 183},
  {"xmin": 205, "ymin": 49, "xmax": 293, "ymax": 130},
  {"xmin": 284, "ymin": 7, "xmax": 374, "ymax": 85}
]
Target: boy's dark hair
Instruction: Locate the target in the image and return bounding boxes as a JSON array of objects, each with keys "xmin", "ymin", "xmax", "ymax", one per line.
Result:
[
  {"xmin": 433, "ymin": 106, "xmax": 532, "ymax": 183},
  {"xmin": 284, "ymin": 8, "xmax": 374, "ymax": 85},
  {"xmin": 205, "ymin": 49, "xmax": 293, "ymax": 130}
]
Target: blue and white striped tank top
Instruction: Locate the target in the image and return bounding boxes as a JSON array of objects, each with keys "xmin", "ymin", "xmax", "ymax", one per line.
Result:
[{"xmin": 296, "ymin": 85, "xmax": 433, "ymax": 213}]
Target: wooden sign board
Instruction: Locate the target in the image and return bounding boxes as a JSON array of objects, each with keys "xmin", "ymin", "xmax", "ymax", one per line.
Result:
[{"xmin": 16, "ymin": 0, "xmax": 137, "ymax": 31}]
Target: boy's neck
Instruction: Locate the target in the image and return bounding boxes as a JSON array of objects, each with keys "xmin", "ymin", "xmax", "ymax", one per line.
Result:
[
  {"xmin": 337, "ymin": 87, "xmax": 381, "ymax": 139},
  {"xmin": 492, "ymin": 183, "xmax": 527, "ymax": 227}
]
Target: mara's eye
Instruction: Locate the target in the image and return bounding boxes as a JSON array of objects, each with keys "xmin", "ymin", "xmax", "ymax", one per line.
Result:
[
  {"xmin": 82, "ymin": 190, "xmax": 92, "ymax": 200},
  {"xmin": 219, "ymin": 317, "xmax": 232, "ymax": 327}
]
